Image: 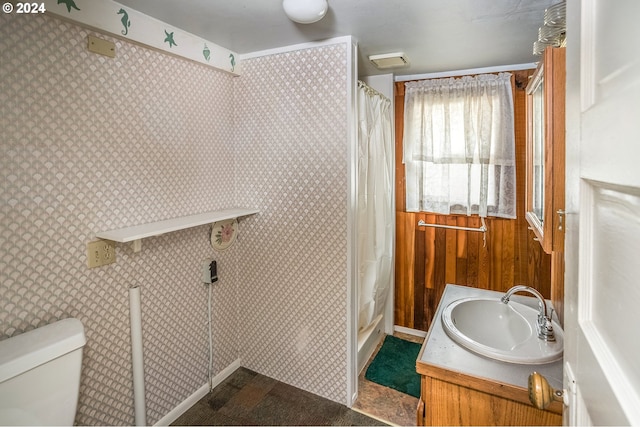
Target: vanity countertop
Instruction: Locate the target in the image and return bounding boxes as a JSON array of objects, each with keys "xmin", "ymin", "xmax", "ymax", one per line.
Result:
[{"xmin": 417, "ymin": 284, "xmax": 563, "ymax": 398}]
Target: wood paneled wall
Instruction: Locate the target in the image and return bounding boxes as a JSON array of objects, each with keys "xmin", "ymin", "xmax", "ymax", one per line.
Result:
[{"xmin": 394, "ymin": 71, "xmax": 552, "ymax": 331}]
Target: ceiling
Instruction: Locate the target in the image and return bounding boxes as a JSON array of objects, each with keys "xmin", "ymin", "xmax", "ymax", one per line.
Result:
[{"xmin": 116, "ymin": 0, "xmax": 558, "ymax": 77}]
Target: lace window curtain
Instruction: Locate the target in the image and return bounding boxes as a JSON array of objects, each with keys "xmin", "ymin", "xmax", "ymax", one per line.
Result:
[{"xmin": 403, "ymin": 72, "xmax": 517, "ymax": 219}]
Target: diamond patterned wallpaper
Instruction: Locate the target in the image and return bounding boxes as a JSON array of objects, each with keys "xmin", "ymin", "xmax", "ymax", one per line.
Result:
[
  {"xmin": 1, "ymin": 13, "xmax": 240, "ymax": 425},
  {"xmin": 1, "ymin": 11, "xmax": 352, "ymax": 425},
  {"xmin": 234, "ymin": 45, "xmax": 350, "ymax": 404}
]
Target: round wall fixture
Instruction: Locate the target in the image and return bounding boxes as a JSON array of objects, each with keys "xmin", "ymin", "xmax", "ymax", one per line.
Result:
[
  {"xmin": 210, "ymin": 218, "xmax": 238, "ymax": 251},
  {"xmin": 282, "ymin": 0, "xmax": 328, "ymax": 24}
]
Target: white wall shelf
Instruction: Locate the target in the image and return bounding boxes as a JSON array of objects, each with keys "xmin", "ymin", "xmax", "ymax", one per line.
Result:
[{"xmin": 96, "ymin": 207, "xmax": 259, "ymax": 252}]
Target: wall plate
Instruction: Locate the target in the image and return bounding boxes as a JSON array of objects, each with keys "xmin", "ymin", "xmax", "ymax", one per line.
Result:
[{"xmin": 88, "ymin": 34, "xmax": 115, "ymax": 58}]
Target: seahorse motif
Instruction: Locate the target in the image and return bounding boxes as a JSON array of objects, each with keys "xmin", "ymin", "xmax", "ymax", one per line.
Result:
[
  {"xmin": 117, "ymin": 8, "xmax": 131, "ymax": 36},
  {"xmin": 229, "ymin": 53, "xmax": 236, "ymax": 72}
]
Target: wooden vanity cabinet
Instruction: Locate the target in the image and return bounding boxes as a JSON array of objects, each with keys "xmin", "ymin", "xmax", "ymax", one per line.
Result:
[
  {"xmin": 525, "ymin": 47, "xmax": 566, "ymax": 255},
  {"xmin": 416, "ymin": 363, "xmax": 562, "ymax": 426}
]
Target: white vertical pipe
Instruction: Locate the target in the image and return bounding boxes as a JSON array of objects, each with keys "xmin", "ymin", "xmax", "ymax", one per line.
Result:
[{"xmin": 129, "ymin": 285, "xmax": 147, "ymax": 426}]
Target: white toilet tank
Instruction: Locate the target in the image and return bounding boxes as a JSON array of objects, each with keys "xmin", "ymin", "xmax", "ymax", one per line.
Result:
[{"xmin": 0, "ymin": 318, "xmax": 86, "ymax": 426}]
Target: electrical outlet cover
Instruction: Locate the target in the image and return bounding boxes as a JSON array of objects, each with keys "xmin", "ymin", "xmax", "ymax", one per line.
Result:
[{"xmin": 87, "ymin": 240, "xmax": 116, "ymax": 268}]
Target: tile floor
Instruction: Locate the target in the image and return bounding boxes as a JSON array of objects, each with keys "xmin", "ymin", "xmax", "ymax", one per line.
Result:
[
  {"xmin": 173, "ymin": 332, "xmax": 424, "ymax": 426},
  {"xmin": 171, "ymin": 367, "xmax": 385, "ymax": 426},
  {"xmin": 352, "ymin": 332, "xmax": 424, "ymax": 426}
]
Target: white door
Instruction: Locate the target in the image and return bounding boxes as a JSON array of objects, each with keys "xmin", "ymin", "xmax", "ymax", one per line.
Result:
[{"xmin": 564, "ymin": 0, "xmax": 640, "ymax": 425}]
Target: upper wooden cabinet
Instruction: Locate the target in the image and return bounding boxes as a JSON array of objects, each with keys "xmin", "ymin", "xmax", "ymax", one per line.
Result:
[{"xmin": 525, "ymin": 47, "xmax": 566, "ymax": 254}]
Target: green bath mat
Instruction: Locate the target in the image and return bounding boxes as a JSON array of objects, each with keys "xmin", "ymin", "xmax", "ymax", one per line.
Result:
[{"xmin": 365, "ymin": 335, "xmax": 421, "ymax": 398}]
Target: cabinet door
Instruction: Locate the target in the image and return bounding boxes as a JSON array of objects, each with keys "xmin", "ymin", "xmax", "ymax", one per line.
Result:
[
  {"xmin": 525, "ymin": 47, "xmax": 565, "ymax": 254},
  {"xmin": 546, "ymin": 47, "xmax": 565, "ymax": 253},
  {"xmin": 421, "ymin": 376, "xmax": 562, "ymax": 425}
]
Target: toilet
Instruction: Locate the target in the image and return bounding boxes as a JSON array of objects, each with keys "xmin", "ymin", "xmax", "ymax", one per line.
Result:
[{"xmin": 0, "ymin": 318, "xmax": 86, "ymax": 426}]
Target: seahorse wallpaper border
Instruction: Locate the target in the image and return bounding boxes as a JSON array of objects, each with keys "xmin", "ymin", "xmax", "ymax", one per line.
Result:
[{"xmin": 43, "ymin": 0, "xmax": 240, "ymax": 74}]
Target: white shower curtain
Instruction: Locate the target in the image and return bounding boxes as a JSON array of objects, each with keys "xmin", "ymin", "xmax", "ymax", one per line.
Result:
[{"xmin": 357, "ymin": 82, "xmax": 393, "ymax": 334}]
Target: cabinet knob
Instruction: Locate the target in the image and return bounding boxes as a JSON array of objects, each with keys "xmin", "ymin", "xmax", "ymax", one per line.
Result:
[{"xmin": 528, "ymin": 372, "xmax": 564, "ymax": 410}]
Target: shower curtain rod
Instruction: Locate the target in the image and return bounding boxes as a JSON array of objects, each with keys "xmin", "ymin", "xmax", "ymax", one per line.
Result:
[
  {"xmin": 417, "ymin": 218, "xmax": 487, "ymax": 233},
  {"xmin": 357, "ymin": 80, "xmax": 389, "ymax": 101}
]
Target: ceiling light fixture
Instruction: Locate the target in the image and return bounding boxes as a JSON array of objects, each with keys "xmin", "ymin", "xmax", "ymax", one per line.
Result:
[
  {"xmin": 369, "ymin": 52, "xmax": 409, "ymax": 69},
  {"xmin": 283, "ymin": 0, "xmax": 328, "ymax": 24}
]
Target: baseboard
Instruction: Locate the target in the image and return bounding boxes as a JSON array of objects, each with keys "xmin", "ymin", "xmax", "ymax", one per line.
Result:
[
  {"xmin": 394, "ymin": 325, "xmax": 427, "ymax": 338},
  {"xmin": 154, "ymin": 358, "xmax": 241, "ymax": 426}
]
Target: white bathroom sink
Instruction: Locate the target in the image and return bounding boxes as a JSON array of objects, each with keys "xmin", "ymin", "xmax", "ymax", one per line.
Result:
[{"xmin": 441, "ymin": 297, "xmax": 563, "ymax": 364}]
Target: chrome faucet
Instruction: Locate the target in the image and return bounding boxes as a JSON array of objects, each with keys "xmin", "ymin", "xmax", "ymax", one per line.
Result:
[{"xmin": 501, "ymin": 285, "xmax": 556, "ymax": 342}]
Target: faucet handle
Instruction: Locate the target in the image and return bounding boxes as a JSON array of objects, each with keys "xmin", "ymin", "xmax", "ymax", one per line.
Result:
[{"xmin": 537, "ymin": 314, "xmax": 556, "ymax": 342}]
